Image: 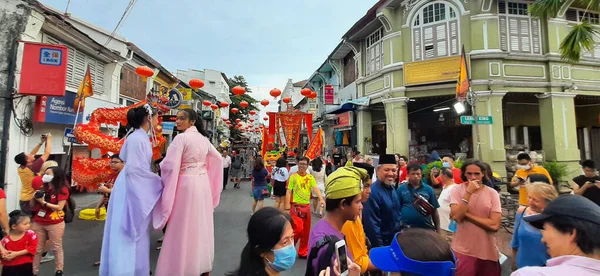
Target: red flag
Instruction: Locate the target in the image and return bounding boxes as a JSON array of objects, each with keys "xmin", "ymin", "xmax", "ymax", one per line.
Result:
[{"xmin": 305, "ymin": 128, "xmax": 324, "ymax": 160}]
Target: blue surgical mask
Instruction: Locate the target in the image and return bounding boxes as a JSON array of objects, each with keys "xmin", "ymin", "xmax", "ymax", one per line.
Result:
[
  {"xmin": 442, "ymin": 162, "xmax": 451, "ymax": 168},
  {"xmin": 266, "ymin": 244, "xmax": 297, "ymax": 272}
]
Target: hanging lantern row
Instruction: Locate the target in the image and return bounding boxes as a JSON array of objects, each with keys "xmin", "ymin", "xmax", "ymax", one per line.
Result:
[
  {"xmin": 270, "ymin": 88, "xmax": 281, "ymax": 99},
  {"xmin": 220, "ymin": 102, "xmax": 229, "ymax": 108},
  {"xmin": 308, "ymin": 91, "xmax": 317, "ymax": 99},
  {"xmin": 189, "ymin": 79, "xmax": 205, "ymax": 91},
  {"xmin": 301, "ymin": 88, "xmax": 311, "ymax": 97},
  {"xmin": 263, "ymin": 116, "xmax": 268, "ymax": 121},
  {"xmin": 231, "ymin": 108, "xmax": 239, "ymax": 114},
  {"xmin": 202, "ymin": 100, "xmax": 211, "ymax": 107}
]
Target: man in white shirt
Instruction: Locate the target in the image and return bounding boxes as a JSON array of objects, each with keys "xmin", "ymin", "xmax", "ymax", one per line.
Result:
[{"xmin": 222, "ymin": 149, "xmax": 232, "ymax": 190}]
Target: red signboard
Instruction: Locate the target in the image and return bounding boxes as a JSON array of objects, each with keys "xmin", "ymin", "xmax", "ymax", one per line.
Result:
[
  {"xmin": 334, "ymin": 111, "xmax": 353, "ymax": 129},
  {"xmin": 19, "ymin": 42, "xmax": 68, "ymax": 97},
  {"xmin": 324, "ymin": 85, "xmax": 334, "ymax": 105}
]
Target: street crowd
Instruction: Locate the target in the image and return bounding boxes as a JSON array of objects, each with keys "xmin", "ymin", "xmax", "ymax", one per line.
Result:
[{"xmin": 3, "ymin": 103, "xmax": 600, "ymax": 276}]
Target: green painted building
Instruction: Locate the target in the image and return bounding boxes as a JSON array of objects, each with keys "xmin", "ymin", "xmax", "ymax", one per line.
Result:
[{"xmin": 306, "ymin": 0, "xmax": 600, "ymax": 179}]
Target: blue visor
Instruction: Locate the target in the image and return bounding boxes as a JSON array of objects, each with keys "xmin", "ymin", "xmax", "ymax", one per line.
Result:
[{"xmin": 369, "ymin": 233, "xmax": 456, "ymax": 276}]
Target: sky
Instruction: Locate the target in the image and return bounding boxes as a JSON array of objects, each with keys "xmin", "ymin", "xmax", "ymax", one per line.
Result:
[{"xmin": 40, "ymin": 0, "xmax": 378, "ymax": 116}]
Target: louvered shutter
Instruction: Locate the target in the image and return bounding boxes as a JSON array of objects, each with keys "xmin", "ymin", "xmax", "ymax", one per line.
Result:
[
  {"xmin": 434, "ymin": 23, "xmax": 448, "ymax": 57},
  {"xmin": 500, "ymin": 17, "xmax": 508, "ymax": 51},
  {"xmin": 565, "ymin": 9, "xmax": 577, "ymax": 21},
  {"xmin": 519, "ymin": 19, "xmax": 531, "ymax": 53},
  {"xmin": 509, "ymin": 18, "xmax": 520, "ymax": 51},
  {"xmin": 531, "ymin": 19, "xmax": 541, "ymax": 54},
  {"xmin": 414, "ymin": 28, "xmax": 422, "ymax": 60},
  {"xmin": 95, "ymin": 61, "xmax": 105, "ymax": 94},
  {"xmin": 423, "ymin": 26, "xmax": 435, "ymax": 59},
  {"xmin": 449, "ymin": 20, "xmax": 459, "ymax": 55}
]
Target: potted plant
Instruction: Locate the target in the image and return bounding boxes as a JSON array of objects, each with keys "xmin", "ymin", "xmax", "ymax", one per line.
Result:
[{"xmin": 542, "ymin": 161, "xmax": 571, "ymax": 194}]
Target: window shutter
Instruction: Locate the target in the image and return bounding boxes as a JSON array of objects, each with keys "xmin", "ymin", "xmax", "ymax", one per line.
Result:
[
  {"xmin": 500, "ymin": 17, "xmax": 508, "ymax": 51},
  {"xmin": 95, "ymin": 61, "xmax": 105, "ymax": 94},
  {"xmin": 531, "ymin": 18, "xmax": 541, "ymax": 54},
  {"xmin": 413, "ymin": 28, "xmax": 422, "ymax": 60},
  {"xmin": 73, "ymin": 51, "xmax": 86, "ymax": 89},
  {"xmin": 435, "ymin": 23, "xmax": 448, "ymax": 57},
  {"xmin": 509, "ymin": 18, "xmax": 520, "ymax": 52},
  {"xmin": 519, "ymin": 19, "xmax": 531, "ymax": 53},
  {"xmin": 565, "ymin": 9, "xmax": 577, "ymax": 21},
  {"xmin": 423, "ymin": 26, "xmax": 435, "ymax": 59},
  {"xmin": 449, "ymin": 20, "xmax": 459, "ymax": 55}
]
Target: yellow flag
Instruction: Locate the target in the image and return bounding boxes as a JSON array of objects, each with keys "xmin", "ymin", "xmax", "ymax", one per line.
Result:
[
  {"xmin": 456, "ymin": 45, "xmax": 469, "ymax": 99},
  {"xmin": 74, "ymin": 65, "xmax": 93, "ymax": 111}
]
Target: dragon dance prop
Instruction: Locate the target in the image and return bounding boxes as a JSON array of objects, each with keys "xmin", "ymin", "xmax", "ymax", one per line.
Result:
[{"xmin": 71, "ymin": 94, "xmax": 169, "ymax": 191}]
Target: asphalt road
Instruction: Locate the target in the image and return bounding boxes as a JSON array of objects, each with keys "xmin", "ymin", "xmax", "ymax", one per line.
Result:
[{"xmin": 38, "ymin": 181, "xmax": 513, "ymax": 276}]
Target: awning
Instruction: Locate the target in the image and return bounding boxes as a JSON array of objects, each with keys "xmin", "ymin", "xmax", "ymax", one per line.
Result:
[{"xmin": 326, "ymin": 96, "xmax": 371, "ymax": 115}]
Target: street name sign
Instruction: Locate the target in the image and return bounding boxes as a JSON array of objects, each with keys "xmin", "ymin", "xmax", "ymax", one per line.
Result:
[{"xmin": 460, "ymin": 116, "xmax": 493, "ymax": 125}]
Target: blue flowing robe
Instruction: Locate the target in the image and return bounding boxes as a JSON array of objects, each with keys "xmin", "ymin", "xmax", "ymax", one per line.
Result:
[
  {"xmin": 362, "ymin": 180, "xmax": 402, "ymax": 247},
  {"xmin": 100, "ymin": 128, "xmax": 163, "ymax": 276}
]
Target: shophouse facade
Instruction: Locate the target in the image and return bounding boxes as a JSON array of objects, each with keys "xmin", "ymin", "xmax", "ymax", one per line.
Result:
[{"xmin": 307, "ymin": 0, "xmax": 600, "ymax": 179}]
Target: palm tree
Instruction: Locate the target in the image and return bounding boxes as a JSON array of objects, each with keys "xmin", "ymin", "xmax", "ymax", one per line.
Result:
[{"xmin": 530, "ymin": 0, "xmax": 600, "ymax": 62}]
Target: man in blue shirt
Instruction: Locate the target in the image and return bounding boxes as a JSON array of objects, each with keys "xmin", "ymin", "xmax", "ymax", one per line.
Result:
[
  {"xmin": 362, "ymin": 154, "xmax": 402, "ymax": 247},
  {"xmin": 397, "ymin": 163, "xmax": 440, "ymax": 231}
]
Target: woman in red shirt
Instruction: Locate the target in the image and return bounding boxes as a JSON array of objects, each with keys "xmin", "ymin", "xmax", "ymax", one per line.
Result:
[
  {"xmin": 31, "ymin": 166, "xmax": 69, "ymax": 276},
  {"xmin": 1, "ymin": 210, "xmax": 37, "ymax": 276}
]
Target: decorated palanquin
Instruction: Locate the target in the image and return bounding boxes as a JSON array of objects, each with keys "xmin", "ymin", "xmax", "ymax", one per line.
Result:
[
  {"xmin": 71, "ymin": 93, "xmax": 169, "ymax": 191},
  {"xmin": 261, "ymin": 110, "xmax": 313, "ymax": 157}
]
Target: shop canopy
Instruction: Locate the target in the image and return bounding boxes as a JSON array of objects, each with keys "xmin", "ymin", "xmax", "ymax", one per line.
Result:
[{"xmin": 326, "ymin": 97, "xmax": 370, "ymax": 115}]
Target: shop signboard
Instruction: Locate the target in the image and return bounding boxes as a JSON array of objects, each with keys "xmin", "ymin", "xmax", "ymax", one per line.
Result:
[
  {"xmin": 334, "ymin": 111, "xmax": 354, "ymax": 128},
  {"xmin": 162, "ymin": 122, "xmax": 175, "ymax": 135},
  {"xmin": 19, "ymin": 42, "xmax": 68, "ymax": 97},
  {"xmin": 165, "ymin": 88, "xmax": 183, "ymax": 109},
  {"xmin": 33, "ymin": 91, "xmax": 83, "ymax": 125},
  {"xmin": 460, "ymin": 116, "xmax": 493, "ymax": 125},
  {"xmin": 404, "ymin": 56, "xmax": 461, "ymax": 86},
  {"xmin": 324, "ymin": 85, "xmax": 334, "ymax": 105}
]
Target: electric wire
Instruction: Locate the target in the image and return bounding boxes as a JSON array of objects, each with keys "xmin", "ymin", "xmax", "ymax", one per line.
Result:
[{"xmin": 103, "ymin": 0, "xmax": 138, "ymax": 48}]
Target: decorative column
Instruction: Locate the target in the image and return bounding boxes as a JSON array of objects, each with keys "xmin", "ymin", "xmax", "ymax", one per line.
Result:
[
  {"xmin": 383, "ymin": 97, "xmax": 409, "ymax": 155},
  {"xmin": 356, "ymin": 106, "xmax": 372, "ymax": 154},
  {"xmin": 538, "ymin": 93, "xmax": 581, "ymax": 178},
  {"xmin": 472, "ymin": 91, "xmax": 507, "ymax": 176}
]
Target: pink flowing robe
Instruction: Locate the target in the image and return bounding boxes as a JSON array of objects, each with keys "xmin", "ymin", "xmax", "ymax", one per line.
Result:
[{"xmin": 152, "ymin": 127, "xmax": 223, "ymax": 276}]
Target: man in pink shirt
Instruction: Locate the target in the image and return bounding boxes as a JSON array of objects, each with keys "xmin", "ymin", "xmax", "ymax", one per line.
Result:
[
  {"xmin": 512, "ymin": 195, "xmax": 600, "ymax": 275},
  {"xmin": 450, "ymin": 159, "xmax": 502, "ymax": 276}
]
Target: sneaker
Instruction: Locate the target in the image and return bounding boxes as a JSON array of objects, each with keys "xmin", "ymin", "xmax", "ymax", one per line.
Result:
[
  {"xmin": 55, "ymin": 270, "xmax": 63, "ymax": 276},
  {"xmin": 41, "ymin": 253, "xmax": 55, "ymax": 263}
]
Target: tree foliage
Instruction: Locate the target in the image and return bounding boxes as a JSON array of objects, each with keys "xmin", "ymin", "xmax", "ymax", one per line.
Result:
[
  {"xmin": 227, "ymin": 75, "xmax": 259, "ymax": 141},
  {"xmin": 530, "ymin": 0, "xmax": 600, "ymax": 62}
]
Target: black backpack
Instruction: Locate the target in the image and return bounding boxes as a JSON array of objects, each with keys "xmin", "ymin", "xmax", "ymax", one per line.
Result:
[
  {"xmin": 305, "ymin": 235, "xmax": 341, "ymax": 276},
  {"xmin": 232, "ymin": 156, "xmax": 242, "ymax": 169},
  {"xmin": 63, "ymin": 193, "xmax": 76, "ymax": 223}
]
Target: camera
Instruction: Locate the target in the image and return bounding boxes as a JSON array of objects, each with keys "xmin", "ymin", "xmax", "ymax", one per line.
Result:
[{"xmin": 34, "ymin": 190, "xmax": 45, "ymax": 199}]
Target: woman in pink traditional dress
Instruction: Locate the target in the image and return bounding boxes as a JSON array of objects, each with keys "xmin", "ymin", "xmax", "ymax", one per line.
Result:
[{"xmin": 152, "ymin": 109, "xmax": 223, "ymax": 276}]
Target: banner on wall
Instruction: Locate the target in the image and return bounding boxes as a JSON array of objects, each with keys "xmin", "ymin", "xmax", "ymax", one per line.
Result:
[
  {"xmin": 324, "ymin": 85, "xmax": 334, "ymax": 105},
  {"xmin": 33, "ymin": 91, "xmax": 84, "ymax": 125},
  {"xmin": 277, "ymin": 113, "xmax": 304, "ymax": 149}
]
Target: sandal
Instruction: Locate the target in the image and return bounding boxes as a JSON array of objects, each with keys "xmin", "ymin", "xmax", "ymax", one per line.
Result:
[
  {"xmin": 93, "ymin": 261, "xmax": 100, "ymax": 266},
  {"xmin": 156, "ymin": 246, "xmax": 161, "ymax": 250}
]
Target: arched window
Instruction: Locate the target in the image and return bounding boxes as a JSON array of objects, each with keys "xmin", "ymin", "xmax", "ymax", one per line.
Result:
[{"xmin": 412, "ymin": 2, "xmax": 459, "ymax": 61}]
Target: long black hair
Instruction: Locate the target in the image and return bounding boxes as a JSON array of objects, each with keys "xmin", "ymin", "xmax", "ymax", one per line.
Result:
[
  {"xmin": 178, "ymin": 108, "xmax": 209, "ymax": 137},
  {"xmin": 227, "ymin": 207, "xmax": 292, "ymax": 276},
  {"xmin": 126, "ymin": 106, "xmax": 151, "ymax": 129},
  {"xmin": 311, "ymin": 157, "xmax": 323, "ymax": 172},
  {"xmin": 44, "ymin": 166, "xmax": 68, "ymax": 196}
]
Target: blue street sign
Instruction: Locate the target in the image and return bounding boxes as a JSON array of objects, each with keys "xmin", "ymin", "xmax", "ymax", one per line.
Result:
[{"xmin": 64, "ymin": 127, "xmax": 81, "ymax": 144}]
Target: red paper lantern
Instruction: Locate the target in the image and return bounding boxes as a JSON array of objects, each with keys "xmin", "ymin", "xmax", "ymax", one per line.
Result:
[
  {"xmin": 232, "ymin": 86, "xmax": 246, "ymax": 97},
  {"xmin": 211, "ymin": 104, "xmax": 218, "ymax": 110},
  {"xmin": 135, "ymin": 66, "xmax": 154, "ymax": 82},
  {"xmin": 231, "ymin": 108, "xmax": 239, "ymax": 114},
  {"xmin": 309, "ymin": 91, "xmax": 318, "ymax": 99},
  {"xmin": 263, "ymin": 116, "xmax": 268, "ymax": 121},
  {"xmin": 260, "ymin": 99, "xmax": 269, "ymax": 107},
  {"xmin": 202, "ymin": 100, "xmax": 212, "ymax": 107},
  {"xmin": 234, "ymin": 125, "xmax": 239, "ymax": 129},
  {"xmin": 249, "ymin": 110, "xmax": 257, "ymax": 115},
  {"xmin": 282, "ymin": 97, "xmax": 292, "ymax": 104},
  {"xmin": 235, "ymin": 119, "xmax": 241, "ymax": 123},
  {"xmin": 222, "ymin": 118, "xmax": 228, "ymax": 122},
  {"xmin": 220, "ymin": 102, "xmax": 229, "ymax": 108},
  {"xmin": 270, "ymin": 88, "xmax": 281, "ymax": 99},
  {"xmin": 249, "ymin": 119, "xmax": 254, "ymax": 122},
  {"xmin": 189, "ymin": 79, "xmax": 204, "ymax": 90},
  {"xmin": 238, "ymin": 122, "xmax": 243, "ymax": 126},
  {"xmin": 239, "ymin": 101, "xmax": 249, "ymax": 108},
  {"xmin": 301, "ymin": 88, "xmax": 312, "ymax": 97}
]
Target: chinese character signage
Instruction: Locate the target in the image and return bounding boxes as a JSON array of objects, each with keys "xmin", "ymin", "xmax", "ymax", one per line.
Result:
[
  {"xmin": 324, "ymin": 85, "xmax": 334, "ymax": 105},
  {"xmin": 19, "ymin": 42, "xmax": 69, "ymax": 97}
]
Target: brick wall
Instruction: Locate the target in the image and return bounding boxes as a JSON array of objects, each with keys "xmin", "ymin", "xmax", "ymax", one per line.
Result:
[
  {"xmin": 120, "ymin": 64, "xmax": 146, "ymax": 100},
  {"xmin": 343, "ymin": 52, "xmax": 356, "ymax": 87}
]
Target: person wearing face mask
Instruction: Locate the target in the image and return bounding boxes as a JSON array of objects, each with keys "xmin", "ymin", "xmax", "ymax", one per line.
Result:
[
  {"xmin": 227, "ymin": 207, "xmax": 295, "ymax": 276},
  {"xmin": 571, "ymin": 159, "xmax": 600, "ymax": 206},
  {"xmin": 511, "ymin": 153, "xmax": 553, "ymax": 206},
  {"xmin": 306, "ymin": 166, "xmax": 369, "ymax": 275},
  {"xmin": 152, "ymin": 109, "xmax": 222, "ymax": 276},
  {"xmin": 510, "ymin": 183, "xmax": 557, "ymax": 270},
  {"xmin": 100, "ymin": 105, "xmax": 163, "ymax": 276},
  {"xmin": 430, "ymin": 155, "xmax": 463, "ymax": 187},
  {"xmin": 362, "ymin": 154, "xmax": 402, "ymax": 248},
  {"xmin": 450, "ymin": 159, "xmax": 502, "ymax": 276},
  {"xmin": 512, "ymin": 195, "xmax": 600, "ymax": 275}
]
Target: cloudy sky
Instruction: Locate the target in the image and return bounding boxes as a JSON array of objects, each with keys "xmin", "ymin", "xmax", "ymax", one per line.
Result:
[{"xmin": 40, "ymin": 0, "xmax": 377, "ymax": 116}]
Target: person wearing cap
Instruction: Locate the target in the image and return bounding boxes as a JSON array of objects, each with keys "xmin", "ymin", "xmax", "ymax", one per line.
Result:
[
  {"xmin": 397, "ymin": 163, "xmax": 440, "ymax": 231},
  {"xmin": 362, "ymin": 154, "xmax": 402, "ymax": 248},
  {"xmin": 512, "ymin": 194, "xmax": 600, "ymax": 275},
  {"xmin": 450, "ymin": 159, "xmax": 502, "ymax": 276},
  {"xmin": 511, "ymin": 152, "xmax": 553, "ymax": 206},
  {"xmin": 285, "ymin": 157, "xmax": 325, "ymax": 258},
  {"xmin": 369, "ymin": 228, "xmax": 456, "ymax": 276},
  {"xmin": 341, "ymin": 163, "xmax": 377, "ymax": 274},
  {"xmin": 306, "ymin": 166, "xmax": 369, "ymax": 275}
]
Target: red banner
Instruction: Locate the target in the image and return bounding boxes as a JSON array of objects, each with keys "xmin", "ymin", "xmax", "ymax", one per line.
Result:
[
  {"xmin": 304, "ymin": 113, "xmax": 313, "ymax": 141},
  {"xmin": 305, "ymin": 128, "xmax": 324, "ymax": 160},
  {"xmin": 324, "ymin": 85, "xmax": 334, "ymax": 105},
  {"xmin": 268, "ymin": 112, "xmax": 277, "ymax": 144},
  {"xmin": 278, "ymin": 113, "xmax": 304, "ymax": 149}
]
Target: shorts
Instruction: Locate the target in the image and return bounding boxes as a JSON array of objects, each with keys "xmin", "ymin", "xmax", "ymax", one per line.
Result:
[
  {"xmin": 253, "ymin": 186, "xmax": 269, "ymax": 200},
  {"xmin": 311, "ymin": 184, "xmax": 325, "ymax": 198},
  {"xmin": 3, "ymin": 262, "xmax": 33, "ymax": 276},
  {"xmin": 273, "ymin": 180, "xmax": 287, "ymax": 197},
  {"xmin": 230, "ymin": 168, "xmax": 242, "ymax": 178}
]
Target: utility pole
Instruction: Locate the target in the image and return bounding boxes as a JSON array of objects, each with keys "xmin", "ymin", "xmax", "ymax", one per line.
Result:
[{"xmin": 467, "ymin": 88, "xmax": 482, "ymax": 160}]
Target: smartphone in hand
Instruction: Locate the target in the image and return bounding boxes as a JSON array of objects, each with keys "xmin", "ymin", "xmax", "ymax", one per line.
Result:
[{"xmin": 335, "ymin": 240, "xmax": 349, "ymax": 276}]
